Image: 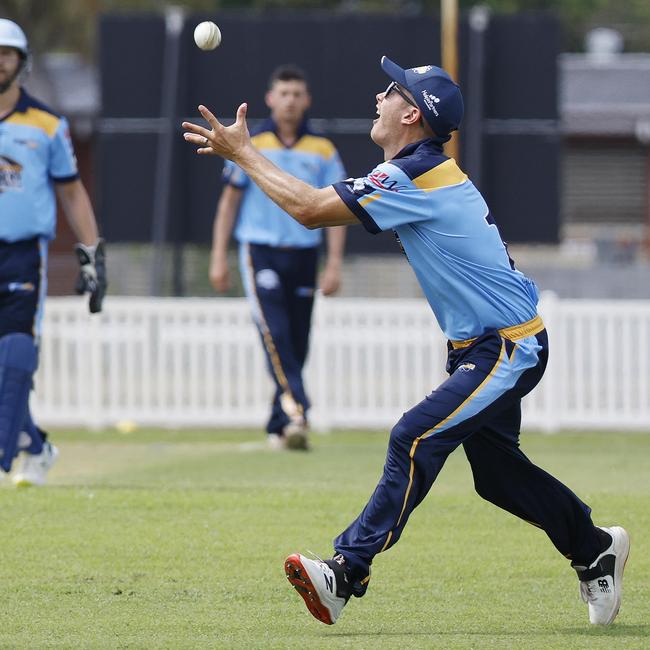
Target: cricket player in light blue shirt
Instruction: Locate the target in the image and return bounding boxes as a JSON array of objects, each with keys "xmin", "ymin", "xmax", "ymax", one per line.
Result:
[
  {"xmin": 209, "ymin": 65, "xmax": 346, "ymax": 450},
  {"xmin": 0, "ymin": 19, "xmax": 106, "ymax": 486},
  {"xmin": 184, "ymin": 55, "xmax": 628, "ymax": 628}
]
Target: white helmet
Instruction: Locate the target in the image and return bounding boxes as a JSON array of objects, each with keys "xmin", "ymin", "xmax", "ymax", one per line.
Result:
[{"xmin": 0, "ymin": 19, "xmax": 29, "ymax": 56}]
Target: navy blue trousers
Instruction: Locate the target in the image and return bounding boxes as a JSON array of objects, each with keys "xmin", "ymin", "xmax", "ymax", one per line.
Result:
[
  {"xmin": 334, "ymin": 328, "xmax": 603, "ymax": 586},
  {"xmin": 240, "ymin": 243, "xmax": 318, "ymax": 434}
]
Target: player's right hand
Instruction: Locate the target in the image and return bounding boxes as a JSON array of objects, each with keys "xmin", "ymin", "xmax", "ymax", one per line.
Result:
[
  {"xmin": 209, "ymin": 256, "xmax": 230, "ymax": 293},
  {"xmin": 183, "ymin": 103, "xmax": 252, "ymax": 162},
  {"xmin": 74, "ymin": 238, "xmax": 107, "ymax": 313}
]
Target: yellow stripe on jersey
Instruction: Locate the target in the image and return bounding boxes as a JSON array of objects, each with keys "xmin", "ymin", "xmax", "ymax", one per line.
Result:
[
  {"xmin": 5, "ymin": 107, "xmax": 60, "ymax": 138},
  {"xmin": 359, "ymin": 193, "xmax": 380, "ymax": 208},
  {"xmin": 251, "ymin": 132, "xmax": 336, "ymax": 159},
  {"xmin": 412, "ymin": 158, "xmax": 468, "ymax": 192},
  {"xmin": 292, "ymin": 135, "xmax": 337, "ymax": 159},
  {"xmin": 251, "ymin": 131, "xmax": 283, "ymax": 151}
]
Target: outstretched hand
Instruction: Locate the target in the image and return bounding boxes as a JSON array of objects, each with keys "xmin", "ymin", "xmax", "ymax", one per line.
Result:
[{"xmin": 182, "ymin": 103, "xmax": 252, "ymax": 161}]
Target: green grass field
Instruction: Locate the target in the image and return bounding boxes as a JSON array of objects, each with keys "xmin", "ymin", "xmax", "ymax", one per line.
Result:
[{"xmin": 1, "ymin": 428, "xmax": 648, "ymax": 649}]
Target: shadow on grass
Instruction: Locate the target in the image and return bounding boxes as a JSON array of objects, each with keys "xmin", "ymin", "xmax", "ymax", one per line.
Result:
[
  {"xmin": 324, "ymin": 623, "xmax": 650, "ymax": 638},
  {"xmin": 562, "ymin": 624, "xmax": 649, "ymax": 636}
]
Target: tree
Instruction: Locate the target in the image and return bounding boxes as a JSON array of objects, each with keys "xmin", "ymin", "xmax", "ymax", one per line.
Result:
[{"xmin": 1, "ymin": 0, "xmax": 648, "ymax": 55}]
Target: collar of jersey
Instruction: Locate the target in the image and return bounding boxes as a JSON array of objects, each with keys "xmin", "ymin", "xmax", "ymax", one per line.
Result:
[
  {"xmin": 253, "ymin": 116, "xmax": 312, "ymax": 148},
  {"xmin": 392, "ymin": 136, "xmax": 448, "ymax": 161},
  {"xmin": 0, "ymin": 87, "xmax": 30, "ymax": 122}
]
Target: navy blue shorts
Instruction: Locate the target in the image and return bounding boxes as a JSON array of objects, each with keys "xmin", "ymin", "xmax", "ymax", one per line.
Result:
[{"xmin": 0, "ymin": 238, "xmax": 44, "ymax": 339}]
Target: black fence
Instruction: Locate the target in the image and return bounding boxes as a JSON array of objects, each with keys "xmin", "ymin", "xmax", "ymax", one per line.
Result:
[{"xmin": 98, "ymin": 10, "xmax": 561, "ymax": 253}]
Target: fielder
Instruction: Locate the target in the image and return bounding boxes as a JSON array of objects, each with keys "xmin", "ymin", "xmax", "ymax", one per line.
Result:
[
  {"xmin": 209, "ymin": 65, "xmax": 346, "ymax": 450},
  {"xmin": 183, "ymin": 57, "xmax": 628, "ymax": 626},
  {"xmin": 0, "ymin": 19, "xmax": 106, "ymax": 486}
]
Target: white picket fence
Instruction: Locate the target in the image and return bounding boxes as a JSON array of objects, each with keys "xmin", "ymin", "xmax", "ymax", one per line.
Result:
[{"xmin": 31, "ymin": 294, "xmax": 650, "ymax": 431}]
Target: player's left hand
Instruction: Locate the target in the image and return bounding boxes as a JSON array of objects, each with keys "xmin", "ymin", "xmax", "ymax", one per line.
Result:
[
  {"xmin": 74, "ymin": 238, "xmax": 107, "ymax": 314},
  {"xmin": 319, "ymin": 263, "xmax": 342, "ymax": 296},
  {"xmin": 182, "ymin": 103, "xmax": 253, "ymax": 162}
]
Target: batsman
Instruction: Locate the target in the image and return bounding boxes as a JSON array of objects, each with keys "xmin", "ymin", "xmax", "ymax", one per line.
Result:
[{"xmin": 183, "ymin": 56, "xmax": 629, "ymax": 627}]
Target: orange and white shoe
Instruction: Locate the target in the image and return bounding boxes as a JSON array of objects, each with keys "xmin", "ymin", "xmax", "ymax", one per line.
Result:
[{"xmin": 284, "ymin": 553, "xmax": 352, "ymax": 624}]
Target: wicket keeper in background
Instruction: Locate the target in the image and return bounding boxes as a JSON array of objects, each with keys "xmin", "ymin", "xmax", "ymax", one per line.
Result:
[
  {"xmin": 184, "ymin": 55, "xmax": 629, "ymax": 626},
  {"xmin": 0, "ymin": 19, "xmax": 106, "ymax": 486},
  {"xmin": 208, "ymin": 64, "xmax": 347, "ymax": 451}
]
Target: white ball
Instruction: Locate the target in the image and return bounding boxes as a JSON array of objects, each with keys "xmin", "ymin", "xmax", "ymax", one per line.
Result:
[{"xmin": 194, "ymin": 21, "xmax": 221, "ymax": 51}]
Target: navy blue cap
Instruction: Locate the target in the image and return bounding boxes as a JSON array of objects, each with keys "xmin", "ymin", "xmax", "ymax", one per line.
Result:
[{"xmin": 381, "ymin": 56, "xmax": 464, "ymax": 136}]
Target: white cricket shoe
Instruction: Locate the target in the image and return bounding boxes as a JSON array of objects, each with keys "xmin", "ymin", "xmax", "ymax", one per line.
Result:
[
  {"xmin": 573, "ymin": 526, "xmax": 630, "ymax": 625},
  {"xmin": 267, "ymin": 433, "xmax": 286, "ymax": 450},
  {"xmin": 12, "ymin": 441, "xmax": 59, "ymax": 487},
  {"xmin": 285, "ymin": 553, "xmax": 352, "ymax": 624}
]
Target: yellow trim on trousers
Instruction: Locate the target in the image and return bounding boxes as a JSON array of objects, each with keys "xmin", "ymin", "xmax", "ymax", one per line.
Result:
[
  {"xmin": 380, "ymin": 339, "xmax": 507, "ymax": 553},
  {"xmin": 244, "ymin": 245, "xmax": 302, "ymax": 417}
]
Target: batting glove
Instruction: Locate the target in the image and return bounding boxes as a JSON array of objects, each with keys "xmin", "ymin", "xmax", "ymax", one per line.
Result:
[{"xmin": 74, "ymin": 238, "xmax": 107, "ymax": 314}]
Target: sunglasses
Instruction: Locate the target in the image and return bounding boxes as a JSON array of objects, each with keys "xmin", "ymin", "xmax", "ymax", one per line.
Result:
[{"xmin": 384, "ymin": 81, "xmax": 419, "ymax": 109}]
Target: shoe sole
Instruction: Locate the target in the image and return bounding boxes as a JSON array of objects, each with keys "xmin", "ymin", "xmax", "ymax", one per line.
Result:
[
  {"xmin": 284, "ymin": 554, "xmax": 333, "ymax": 625},
  {"xmin": 603, "ymin": 526, "xmax": 630, "ymax": 625},
  {"xmin": 13, "ymin": 477, "xmax": 39, "ymax": 488}
]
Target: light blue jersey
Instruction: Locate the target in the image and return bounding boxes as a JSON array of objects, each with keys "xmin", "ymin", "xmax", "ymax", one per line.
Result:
[
  {"xmin": 333, "ymin": 138, "xmax": 539, "ymax": 341},
  {"xmin": 0, "ymin": 89, "xmax": 79, "ymax": 242},
  {"xmin": 223, "ymin": 118, "xmax": 345, "ymax": 248}
]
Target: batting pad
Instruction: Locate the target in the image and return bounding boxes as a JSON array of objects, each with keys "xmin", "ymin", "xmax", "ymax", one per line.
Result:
[{"xmin": 0, "ymin": 333, "xmax": 37, "ymax": 472}]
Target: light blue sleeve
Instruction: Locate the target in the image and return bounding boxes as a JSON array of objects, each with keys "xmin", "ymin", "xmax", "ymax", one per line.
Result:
[
  {"xmin": 332, "ymin": 162, "xmax": 431, "ymax": 233},
  {"xmin": 222, "ymin": 159, "xmax": 249, "ymax": 189},
  {"xmin": 49, "ymin": 116, "xmax": 79, "ymax": 181},
  {"xmin": 321, "ymin": 149, "xmax": 346, "ymax": 187}
]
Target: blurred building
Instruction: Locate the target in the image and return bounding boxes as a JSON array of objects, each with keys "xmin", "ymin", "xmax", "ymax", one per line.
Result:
[{"xmin": 561, "ymin": 51, "xmax": 650, "ymax": 246}]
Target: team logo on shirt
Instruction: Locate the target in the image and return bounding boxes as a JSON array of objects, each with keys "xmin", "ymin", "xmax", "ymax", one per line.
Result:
[
  {"xmin": 14, "ymin": 138, "xmax": 39, "ymax": 149},
  {"xmin": 0, "ymin": 155, "xmax": 23, "ymax": 193},
  {"xmin": 368, "ymin": 170, "xmax": 399, "ymax": 191}
]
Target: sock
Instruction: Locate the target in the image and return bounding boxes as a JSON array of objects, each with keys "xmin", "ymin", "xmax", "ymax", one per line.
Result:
[{"xmin": 596, "ymin": 527, "xmax": 613, "ymax": 553}]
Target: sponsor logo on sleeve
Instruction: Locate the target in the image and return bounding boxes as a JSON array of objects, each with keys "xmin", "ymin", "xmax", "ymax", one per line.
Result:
[
  {"xmin": 63, "ymin": 127, "xmax": 78, "ymax": 167},
  {"xmin": 368, "ymin": 170, "xmax": 399, "ymax": 191}
]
